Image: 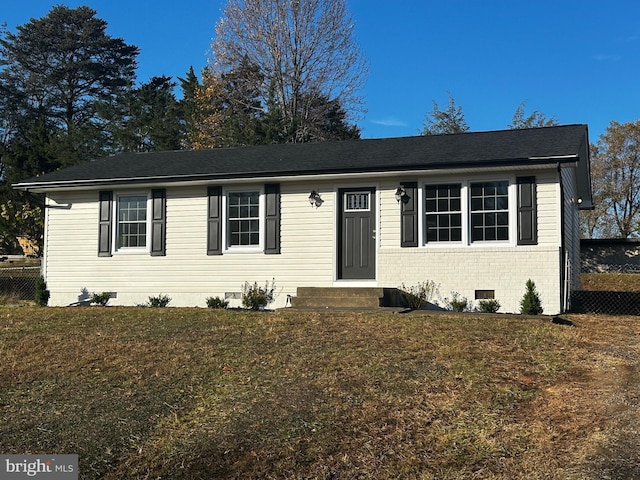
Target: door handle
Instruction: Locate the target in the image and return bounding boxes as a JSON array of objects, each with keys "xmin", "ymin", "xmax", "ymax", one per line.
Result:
[{"xmin": 372, "ymin": 229, "xmax": 377, "ymax": 239}]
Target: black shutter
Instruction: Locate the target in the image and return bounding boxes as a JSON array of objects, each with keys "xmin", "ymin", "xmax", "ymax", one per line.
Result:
[
  {"xmin": 98, "ymin": 191, "xmax": 112, "ymax": 257},
  {"xmin": 150, "ymin": 189, "xmax": 166, "ymax": 256},
  {"xmin": 517, "ymin": 176, "xmax": 538, "ymax": 245},
  {"xmin": 400, "ymin": 182, "xmax": 418, "ymax": 247},
  {"xmin": 264, "ymin": 183, "xmax": 281, "ymax": 254},
  {"xmin": 207, "ymin": 186, "xmax": 223, "ymax": 255}
]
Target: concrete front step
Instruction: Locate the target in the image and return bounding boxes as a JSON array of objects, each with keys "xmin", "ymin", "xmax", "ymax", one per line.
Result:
[{"xmin": 291, "ymin": 287, "xmax": 401, "ymax": 309}]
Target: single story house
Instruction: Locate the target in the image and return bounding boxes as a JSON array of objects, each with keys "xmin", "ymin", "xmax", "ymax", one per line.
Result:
[{"xmin": 14, "ymin": 124, "xmax": 592, "ymax": 313}]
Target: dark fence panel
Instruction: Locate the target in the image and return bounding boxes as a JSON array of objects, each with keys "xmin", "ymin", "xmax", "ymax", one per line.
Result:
[{"xmin": 571, "ymin": 290, "xmax": 640, "ymax": 315}]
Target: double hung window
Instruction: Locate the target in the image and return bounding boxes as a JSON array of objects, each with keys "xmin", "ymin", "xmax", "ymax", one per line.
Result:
[
  {"xmin": 227, "ymin": 191, "xmax": 260, "ymax": 247},
  {"xmin": 470, "ymin": 181, "xmax": 509, "ymax": 242},
  {"xmin": 117, "ymin": 195, "xmax": 148, "ymax": 249},
  {"xmin": 425, "ymin": 184, "xmax": 462, "ymax": 242}
]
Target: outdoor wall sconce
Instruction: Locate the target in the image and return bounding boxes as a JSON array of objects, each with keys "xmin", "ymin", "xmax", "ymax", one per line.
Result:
[
  {"xmin": 395, "ymin": 186, "xmax": 407, "ymax": 202},
  {"xmin": 308, "ymin": 190, "xmax": 323, "ymax": 207}
]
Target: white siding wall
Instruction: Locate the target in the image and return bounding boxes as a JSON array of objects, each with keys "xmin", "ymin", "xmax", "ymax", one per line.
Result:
[
  {"xmin": 44, "ymin": 181, "xmax": 337, "ymax": 308},
  {"xmin": 561, "ymin": 166, "xmax": 583, "ymax": 304},
  {"xmin": 43, "ymin": 167, "xmax": 566, "ymax": 313}
]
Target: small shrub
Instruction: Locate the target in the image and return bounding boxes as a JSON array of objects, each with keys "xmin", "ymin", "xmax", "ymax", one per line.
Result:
[
  {"xmin": 148, "ymin": 294, "xmax": 171, "ymax": 308},
  {"xmin": 520, "ymin": 279, "xmax": 543, "ymax": 315},
  {"xmin": 242, "ymin": 279, "xmax": 276, "ymax": 310},
  {"xmin": 34, "ymin": 275, "xmax": 50, "ymax": 307},
  {"xmin": 90, "ymin": 292, "xmax": 111, "ymax": 306},
  {"xmin": 400, "ymin": 281, "xmax": 438, "ymax": 310},
  {"xmin": 477, "ymin": 298, "xmax": 501, "ymax": 313},
  {"xmin": 446, "ymin": 292, "xmax": 470, "ymax": 312},
  {"xmin": 206, "ymin": 296, "xmax": 229, "ymax": 309}
]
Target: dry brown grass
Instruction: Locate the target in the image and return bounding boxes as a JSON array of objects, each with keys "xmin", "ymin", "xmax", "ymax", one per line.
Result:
[
  {"xmin": 1, "ymin": 307, "xmax": 639, "ymax": 479},
  {"xmin": 581, "ymin": 273, "xmax": 640, "ymax": 291}
]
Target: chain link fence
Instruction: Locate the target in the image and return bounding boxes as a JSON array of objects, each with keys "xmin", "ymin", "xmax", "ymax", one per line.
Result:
[
  {"xmin": 572, "ymin": 263, "xmax": 640, "ymax": 315},
  {"xmin": 581, "ymin": 263, "xmax": 640, "ymax": 274},
  {"xmin": 0, "ymin": 266, "xmax": 41, "ymax": 302}
]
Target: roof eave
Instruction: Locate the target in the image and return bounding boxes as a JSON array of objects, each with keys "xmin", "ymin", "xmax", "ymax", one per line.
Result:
[{"xmin": 13, "ymin": 155, "xmax": 578, "ymax": 193}]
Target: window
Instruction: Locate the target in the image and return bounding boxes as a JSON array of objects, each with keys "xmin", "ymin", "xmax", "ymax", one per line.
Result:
[
  {"xmin": 424, "ymin": 183, "xmax": 462, "ymax": 242},
  {"xmin": 345, "ymin": 192, "xmax": 370, "ymax": 211},
  {"xmin": 98, "ymin": 189, "xmax": 165, "ymax": 257},
  {"xmin": 207, "ymin": 184, "xmax": 280, "ymax": 255},
  {"xmin": 418, "ymin": 179, "xmax": 515, "ymax": 247},
  {"xmin": 227, "ymin": 191, "xmax": 260, "ymax": 247},
  {"xmin": 470, "ymin": 181, "xmax": 509, "ymax": 242},
  {"xmin": 117, "ymin": 195, "xmax": 148, "ymax": 248}
]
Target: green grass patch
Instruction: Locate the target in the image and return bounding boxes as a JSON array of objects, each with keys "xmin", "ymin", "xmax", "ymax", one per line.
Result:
[{"xmin": 0, "ymin": 308, "xmax": 636, "ymax": 479}]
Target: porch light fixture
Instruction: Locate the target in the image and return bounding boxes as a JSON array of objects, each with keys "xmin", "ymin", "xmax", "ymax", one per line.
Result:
[
  {"xmin": 308, "ymin": 190, "xmax": 323, "ymax": 207},
  {"xmin": 395, "ymin": 186, "xmax": 407, "ymax": 202}
]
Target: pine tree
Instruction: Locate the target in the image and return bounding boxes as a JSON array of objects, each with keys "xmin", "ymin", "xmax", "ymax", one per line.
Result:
[{"xmin": 520, "ymin": 279, "xmax": 543, "ymax": 315}]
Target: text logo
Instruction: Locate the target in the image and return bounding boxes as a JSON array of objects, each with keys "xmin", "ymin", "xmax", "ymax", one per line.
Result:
[{"xmin": 1, "ymin": 455, "xmax": 77, "ymax": 479}]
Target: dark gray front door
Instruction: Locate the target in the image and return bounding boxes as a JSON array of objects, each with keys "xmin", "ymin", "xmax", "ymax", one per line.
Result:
[{"xmin": 338, "ymin": 188, "xmax": 376, "ymax": 279}]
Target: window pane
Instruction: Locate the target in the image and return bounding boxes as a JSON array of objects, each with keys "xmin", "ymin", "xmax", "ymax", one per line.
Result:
[
  {"xmin": 484, "ymin": 197, "xmax": 495, "ymax": 210},
  {"xmin": 496, "ymin": 197, "xmax": 508, "ymax": 210}
]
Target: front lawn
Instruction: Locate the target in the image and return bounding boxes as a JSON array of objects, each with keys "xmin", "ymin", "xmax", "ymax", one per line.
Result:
[{"xmin": 1, "ymin": 308, "xmax": 639, "ymax": 479}]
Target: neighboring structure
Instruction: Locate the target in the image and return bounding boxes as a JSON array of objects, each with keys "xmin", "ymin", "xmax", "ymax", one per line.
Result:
[
  {"xmin": 14, "ymin": 125, "xmax": 592, "ymax": 313},
  {"xmin": 581, "ymin": 238, "xmax": 640, "ymax": 273}
]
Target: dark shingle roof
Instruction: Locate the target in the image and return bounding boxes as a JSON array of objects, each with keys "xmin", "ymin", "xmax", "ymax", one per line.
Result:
[{"xmin": 14, "ymin": 124, "xmax": 588, "ymax": 191}]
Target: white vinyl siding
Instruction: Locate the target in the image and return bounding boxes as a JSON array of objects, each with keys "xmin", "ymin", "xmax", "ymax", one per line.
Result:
[
  {"xmin": 42, "ymin": 167, "xmax": 566, "ymax": 313},
  {"xmin": 43, "ymin": 182, "xmax": 336, "ymax": 308}
]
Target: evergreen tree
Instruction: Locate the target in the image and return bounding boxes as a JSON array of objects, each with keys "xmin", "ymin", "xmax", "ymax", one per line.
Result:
[
  {"xmin": 103, "ymin": 76, "xmax": 184, "ymax": 152},
  {"xmin": 0, "ymin": 5, "xmax": 139, "ymax": 165},
  {"xmin": 421, "ymin": 93, "xmax": 469, "ymax": 135},
  {"xmin": 0, "ymin": 5, "xmax": 138, "ymax": 254},
  {"xmin": 520, "ymin": 279, "xmax": 543, "ymax": 315},
  {"xmin": 509, "ymin": 101, "xmax": 557, "ymax": 129}
]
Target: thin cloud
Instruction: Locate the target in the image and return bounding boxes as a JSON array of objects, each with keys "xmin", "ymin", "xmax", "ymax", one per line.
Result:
[
  {"xmin": 593, "ymin": 53, "xmax": 621, "ymax": 61},
  {"xmin": 370, "ymin": 117, "xmax": 409, "ymax": 127}
]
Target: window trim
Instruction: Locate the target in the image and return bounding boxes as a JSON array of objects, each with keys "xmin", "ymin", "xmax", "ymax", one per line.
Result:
[
  {"xmin": 112, "ymin": 191, "xmax": 152, "ymax": 255},
  {"xmin": 223, "ymin": 186, "xmax": 265, "ymax": 253}
]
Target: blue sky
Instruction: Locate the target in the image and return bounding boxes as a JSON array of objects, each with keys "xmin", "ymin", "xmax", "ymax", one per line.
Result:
[{"xmin": 2, "ymin": 1, "xmax": 640, "ymax": 141}]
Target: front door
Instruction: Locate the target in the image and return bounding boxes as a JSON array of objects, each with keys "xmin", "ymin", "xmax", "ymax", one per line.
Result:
[{"xmin": 338, "ymin": 188, "xmax": 376, "ymax": 280}]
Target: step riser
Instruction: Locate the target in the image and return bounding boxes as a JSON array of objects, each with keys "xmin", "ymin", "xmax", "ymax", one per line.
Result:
[
  {"xmin": 292, "ymin": 287, "xmax": 402, "ymax": 309},
  {"xmin": 291, "ymin": 296, "xmax": 381, "ymax": 308},
  {"xmin": 296, "ymin": 287, "xmax": 384, "ymax": 298}
]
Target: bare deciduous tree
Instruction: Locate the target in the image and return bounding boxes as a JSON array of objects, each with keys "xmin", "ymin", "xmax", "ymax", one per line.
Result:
[
  {"xmin": 584, "ymin": 120, "xmax": 640, "ymax": 238},
  {"xmin": 211, "ymin": 0, "xmax": 367, "ymax": 143}
]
